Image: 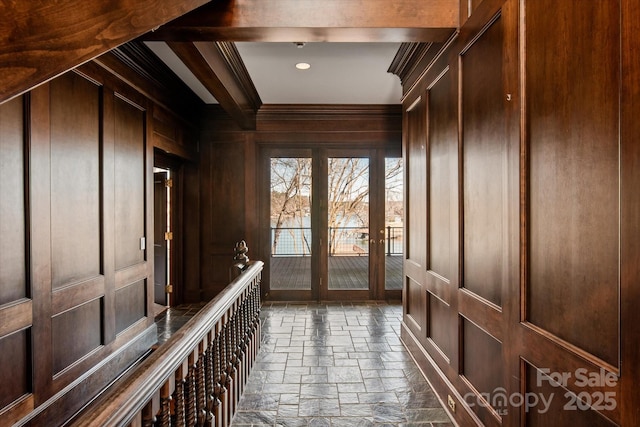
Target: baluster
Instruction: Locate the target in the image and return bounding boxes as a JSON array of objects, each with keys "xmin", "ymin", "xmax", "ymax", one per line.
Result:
[
  {"xmin": 232, "ymin": 309, "xmax": 243, "ymax": 400},
  {"xmin": 205, "ymin": 334, "xmax": 216, "ymax": 427},
  {"xmin": 220, "ymin": 324, "xmax": 231, "ymax": 426},
  {"xmin": 250, "ymin": 283, "xmax": 260, "ymax": 367},
  {"xmin": 243, "ymin": 292, "xmax": 252, "ymax": 375},
  {"xmin": 196, "ymin": 344, "xmax": 208, "ymax": 426},
  {"xmin": 159, "ymin": 381, "xmax": 172, "ymax": 427},
  {"xmin": 253, "ymin": 279, "xmax": 262, "ymax": 360},
  {"xmin": 174, "ymin": 366, "xmax": 186, "ymax": 427},
  {"xmin": 240, "ymin": 297, "xmax": 249, "ymax": 381},
  {"xmin": 212, "ymin": 329, "xmax": 225, "ymax": 427},
  {"xmin": 185, "ymin": 354, "xmax": 197, "ymax": 426},
  {"xmin": 225, "ymin": 316, "xmax": 238, "ymax": 417},
  {"xmin": 236, "ymin": 302, "xmax": 246, "ymax": 392},
  {"xmin": 141, "ymin": 400, "xmax": 155, "ymax": 427}
]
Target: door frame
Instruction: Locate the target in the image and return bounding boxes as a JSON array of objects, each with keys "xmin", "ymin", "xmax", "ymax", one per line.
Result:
[
  {"xmin": 260, "ymin": 145, "xmax": 400, "ymax": 301},
  {"xmin": 154, "ymin": 150, "xmax": 184, "ymax": 306}
]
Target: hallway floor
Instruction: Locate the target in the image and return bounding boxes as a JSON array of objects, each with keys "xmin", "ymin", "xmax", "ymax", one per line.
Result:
[{"xmin": 230, "ymin": 302, "xmax": 453, "ymax": 427}]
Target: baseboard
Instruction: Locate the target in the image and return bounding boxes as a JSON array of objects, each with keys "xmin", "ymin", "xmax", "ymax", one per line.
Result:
[{"xmin": 401, "ymin": 322, "xmax": 483, "ymax": 427}]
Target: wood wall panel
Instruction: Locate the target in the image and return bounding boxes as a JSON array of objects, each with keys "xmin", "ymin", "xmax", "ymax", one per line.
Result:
[
  {"xmin": 209, "ymin": 142, "xmax": 246, "ymax": 247},
  {"xmin": 115, "ymin": 280, "xmax": 146, "ymax": 334},
  {"xmin": 461, "ymin": 14, "xmax": 505, "ymax": 307},
  {"xmin": 406, "ymin": 276, "xmax": 424, "ymax": 332},
  {"xmin": 525, "ymin": 0, "xmax": 620, "ymax": 367},
  {"xmin": 0, "ymin": 95, "xmax": 26, "ymax": 305},
  {"xmin": 427, "ymin": 69, "xmax": 455, "ymax": 281},
  {"xmin": 428, "ymin": 292, "xmax": 453, "ymax": 361},
  {"xmin": 0, "ymin": 55, "xmax": 168, "ymax": 423},
  {"xmin": 52, "ymin": 299, "xmax": 102, "ymax": 375},
  {"xmin": 114, "ymin": 96, "xmax": 146, "ymax": 271},
  {"xmin": 405, "ymin": 97, "xmax": 427, "ymax": 267},
  {"xmin": 50, "ymin": 73, "xmax": 101, "ymax": 288},
  {"xmin": 0, "ymin": 330, "xmax": 30, "ymax": 410},
  {"xmin": 398, "ymin": 0, "xmax": 633, "ymax": 425},
  {"xmin": 462, "ymin": 318, "xmax": 503, "ymax": 421},
  {"xmin": 525, "ymin": 363, "xmax": 618, "ymax": 427},
  {"xmin": 199, "ymin": 139, "xmax": 247, "ymax": 298}
]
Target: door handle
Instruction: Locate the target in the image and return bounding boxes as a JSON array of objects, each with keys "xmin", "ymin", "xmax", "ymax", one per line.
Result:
[
  {"xmin": 379, "ymin": 239, "xmax": 385, "ymax": 245},
  {"xmin": 370, "ymin": 239, "xmax": 375, "ymax": 244}
]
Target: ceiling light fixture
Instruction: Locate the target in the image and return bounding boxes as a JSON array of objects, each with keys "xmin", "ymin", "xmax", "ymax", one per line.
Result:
[{"xmin": 295, "ymin": 62, "xmax": 311, "ymax": 70}]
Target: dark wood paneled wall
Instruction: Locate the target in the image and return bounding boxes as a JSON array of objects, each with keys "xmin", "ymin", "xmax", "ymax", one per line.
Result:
[
  {"xmin": 0, "ymin": 51, "xmax": 198, "ymax": 424},
  {"xmin": 196, "ymin": 104, "xmax": 401, "ymax": 301},
  {"xmin": 398, "ymin": 0, "xmax": 638, "ymax": 425}
]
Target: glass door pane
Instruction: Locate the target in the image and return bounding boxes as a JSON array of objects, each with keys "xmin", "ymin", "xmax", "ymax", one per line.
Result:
[
  {"xmin": 327, "ymin": 157, "xmax": 370, "ymax": 290},
  {"xmin": 270, "ymin": 157, "xmax": 312, "ymax": 290},
  {"xmin": 385, "ymin": 157, "xmax": 404, "ymax": 290}
]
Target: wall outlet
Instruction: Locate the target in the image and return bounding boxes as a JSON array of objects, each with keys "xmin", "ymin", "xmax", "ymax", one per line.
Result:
[{"xmin": 447, "ymin": 395, "xmax": 456, "ymax": 413}]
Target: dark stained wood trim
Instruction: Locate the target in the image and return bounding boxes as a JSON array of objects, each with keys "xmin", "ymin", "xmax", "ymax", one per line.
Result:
[
  {"xmin": 147, "ymin": 27, "xmax": 458, "ymax": 44},
  {"xmin": 388, "ymin": 43, "xmax": 433, "ymax": 84},
  {"xmin": 29, "ymin": 83, "xmax": 54, "ymax": 404},
  {"xmin": 92, "ymin": 50, "xmax": 201, "ymax": 123},
  {"xmin": 0, "ymin": 0, "xmax": 213, "ymax": 104},
  {"xmin": 258, "ymin": 104, "xmax": 402, "ymax": 118},
  {"xmin": 167, "ymin": 42, "xmax": 260, "ymax": 130},
  {"xmin": 216, "ymin": 42, "xmax": 262, "ymax": 112},
  {"xmin": 102, "ymin": 86, "xmax": 117, "ymax": 345},
  {"xmin": 501, "ymin": 0, "xmax": 521, "ymax": 425},
  {"xmin": 621, "ymin": 0, "xmax": 640, "ymax": 424},
  {"xmin": 144, "ymin": 0, "xmax": 458, "ymax": 42},
  {"xmin": 0, "ymin": 299, "xmax": 32, "ymax": 338},
  {"xmin": 114, "ymin": 263, "xmax": 149, "ymax": 291},
  {"xmin": 107, "ymin": 42, "xmax": 203, "ymax": 116},
  {"xmin": 457, "ymin": 289, "xmax": 503, "ymax": 342},
  {"xmin": 51, "ymin": 277, "xmax": 105, "ymax": 315}
]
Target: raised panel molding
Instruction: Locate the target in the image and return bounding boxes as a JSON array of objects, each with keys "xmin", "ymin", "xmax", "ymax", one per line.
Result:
[
  {"xmin": 0, "ymin": 95, "xmax": 27, "ymax": 306},
  {"xmin": 406, "ymin": 276, "xmax": 425, "ymax": 333},
  {"xmin": 405, "ymin": 96, "xmax": 427, "ymax": 267},
  {"xmin": 52, "ymin": 299, "xmax": 102, "ymax": 375},
  {"xmin": 524, "ymin": 361, "xmax": 619, "ymax": 426},
  {"xmin": 50, "ymin": 72, "xmax": 102, "ymax": 289},
  {"xmin": 427, "ymin": 291, "xmax": 453, "ymax": 363},
  {"xmin": 461, "ymin": 318, "xmax": 503, "ymax": 425},
  {"xmin": 525, "ymin": 0, "xmax": 621, "ymax": 368},
  {"xmin": 115, "ymin": 280, "xmax": 146, "ymax": 335},
  {"xmin": 0, "ymin": 330, "xmax": 30, "ymax": 410},
  {"xmin": 114, "ymin": 96, "xmax": 147, "ymax": 271},
  {"xmin": 460, "ymin": 12, "xmax": 506, "ymax": 308}
]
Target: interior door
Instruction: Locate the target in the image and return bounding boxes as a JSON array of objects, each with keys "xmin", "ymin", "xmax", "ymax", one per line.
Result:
[{"xmin": 153, "ymin": 171, "xmax": 168, "ymax": 305}]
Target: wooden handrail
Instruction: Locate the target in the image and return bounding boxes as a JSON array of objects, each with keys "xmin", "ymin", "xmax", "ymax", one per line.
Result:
[{"xmin": 70, "ymin": 261, "xmax": 263, "ymax": 427}]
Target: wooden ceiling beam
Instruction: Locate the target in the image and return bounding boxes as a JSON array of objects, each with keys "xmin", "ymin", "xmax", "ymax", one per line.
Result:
[
  {"xmin": 144, "ymin": 0, "xmax": 458, "ymax": 42},
  {"xmin": 0, "ymin": 0, "xmax": 213, "ymax": 105},
  {"xmin": 167, "ymin": 41, "xmax": 261, "ymax": 130}
]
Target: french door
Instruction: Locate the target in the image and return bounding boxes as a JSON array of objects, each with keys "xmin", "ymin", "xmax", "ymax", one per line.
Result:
[{"xmin": 263, "ymin": 147, "xmax": 402, "ymax": 301}]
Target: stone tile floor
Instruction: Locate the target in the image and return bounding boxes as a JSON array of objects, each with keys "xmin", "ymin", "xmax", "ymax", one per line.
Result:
[{"xmin": 230, "ymin": 301, "xmax": 453, "ymax": 427}]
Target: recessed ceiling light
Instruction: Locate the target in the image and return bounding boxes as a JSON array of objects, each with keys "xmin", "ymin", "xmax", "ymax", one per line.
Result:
[{"xmin": 295, "ymin": 62, "xmax": 311, "ymax": 70}]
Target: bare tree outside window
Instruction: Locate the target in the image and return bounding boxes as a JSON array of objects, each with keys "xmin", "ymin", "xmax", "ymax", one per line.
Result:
[
  {"xmin": 270, "ymin": 157, "xmax": 312, "ymax": 256},
  {"xmin": 270, "ymin": 156, "xmax": 403, "ymax": 257}
]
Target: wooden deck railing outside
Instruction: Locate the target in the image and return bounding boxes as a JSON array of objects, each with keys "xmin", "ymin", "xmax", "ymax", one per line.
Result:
[{"xmin": 70, "ymin": 261, "xmax": 264, "ymax": 427}]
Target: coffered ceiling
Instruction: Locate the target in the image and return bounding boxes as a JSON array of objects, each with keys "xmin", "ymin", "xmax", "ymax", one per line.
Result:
[{"xmin": 145, "ymin": 41, "xmax": 404, "ymax": 105}]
